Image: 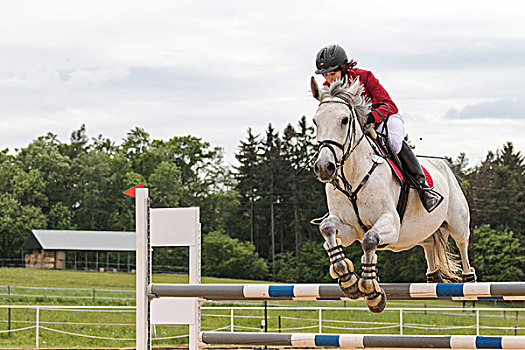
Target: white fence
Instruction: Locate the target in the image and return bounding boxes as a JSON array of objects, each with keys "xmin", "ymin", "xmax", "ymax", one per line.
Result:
[
  {"xmin": 204, "ymin": 306, "xmax": 525, "ymax": 336},
  {"xmin": 0, "ymin": 284, "xmax": 135, "ymax": 300},
  {"xmin": 1, "ymin": 305, "xmax": 524, "ymax": 348}
]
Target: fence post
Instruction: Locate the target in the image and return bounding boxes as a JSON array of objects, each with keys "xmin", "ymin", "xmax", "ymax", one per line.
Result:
[
  {"xmin": 36, "ymin": 307, "xmax": 40, "ymax": 348},
  {"xmin": 400, "ymin": 309, "xmax": 403, "ymax": 335},
  {"xmin": 476, "ymin": 309, "xmax": 480, "ymax": 335},
  {"xmin": 8, "ymin": 308, "xmax": 11, "ymax": 334},
  {"xmin": 264, "ymin": 301, "xmax": 268, "ymax": 332},
  {"xmin": 230, "ymin": 309, "xmax": 234, "ymax": 332},
  {"xmin": 92, "ymin": 288, "xmax": 96, "ymax": 301},
  {"xmin": 319, "ymin": 309, "xmax": 322, "ymax": 333}
]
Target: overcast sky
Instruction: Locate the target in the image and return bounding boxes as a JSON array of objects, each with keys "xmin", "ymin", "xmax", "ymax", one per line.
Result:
[{"xmin": 1, "ymin": 0, "xmax": 524, "ymax": 166}]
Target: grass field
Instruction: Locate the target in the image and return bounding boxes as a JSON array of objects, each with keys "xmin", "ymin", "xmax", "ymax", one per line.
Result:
[{"xmin": 0, "ymin": 267, "xmax": 524, "ymax": 349}]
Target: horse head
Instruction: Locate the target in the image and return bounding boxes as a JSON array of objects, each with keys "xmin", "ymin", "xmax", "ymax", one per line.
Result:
[{"xmin": 310, "ymin": 77, "xmax": 371, "ymax": 182}]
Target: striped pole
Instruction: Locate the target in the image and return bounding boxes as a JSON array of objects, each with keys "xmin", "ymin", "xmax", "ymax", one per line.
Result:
[
  {"xmin": 148, "ymin": 282, "xmax": 525, "ymax": 301},
  {"xmin": 200, "ymin": 332, "xmax": 525, "ymax": 349}
]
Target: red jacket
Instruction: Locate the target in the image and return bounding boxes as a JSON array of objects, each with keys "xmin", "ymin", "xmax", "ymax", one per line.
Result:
[{"xmin": 324, "ymin": 68, "xmax": 398, "ymax": 128}]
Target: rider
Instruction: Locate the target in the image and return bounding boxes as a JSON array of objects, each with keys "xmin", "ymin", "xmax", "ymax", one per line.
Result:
[{"xmin": 311, "ymin": 44, "xmax": 443, "ymax": 220}]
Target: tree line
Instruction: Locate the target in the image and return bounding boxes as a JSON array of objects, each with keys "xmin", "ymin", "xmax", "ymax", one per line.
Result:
[{"xmin": 0, "ymin": 121, "xmax": 523, "ymax": 282}]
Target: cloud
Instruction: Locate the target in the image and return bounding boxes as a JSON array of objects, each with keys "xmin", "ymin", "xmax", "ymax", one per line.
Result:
[
  {"xmin": 65, "ymin": 68, "xmax": 129, "ymax": 87},
  {"xmin": 364, "ymin": 39, "xmax": 525, "ymax": 71},
  {"xmin": 0, "ymin": 0, "xmax": 524, "ymax": 166},
  {"xmin": 445, "ymin": 98, "xmax": 525, "ymax": 119}
]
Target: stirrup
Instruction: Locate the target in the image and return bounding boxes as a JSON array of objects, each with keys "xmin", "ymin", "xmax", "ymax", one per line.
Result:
[
  {"xmin": 310, "ymin": 212, "xmax": 329, "ymax": 225},
  {"xmin": 420, "ymin": 189, "xmax": 444, "ymax": 213}
]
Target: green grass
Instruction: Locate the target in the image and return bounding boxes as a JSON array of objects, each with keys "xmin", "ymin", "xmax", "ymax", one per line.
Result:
[
  {"xmin": 0, "ymin": 267, "xmax": 524, "ymax": 348},
  {"xmin": 0, "ymin": 267, "xmax": 266, "ymax": 306},
  {"xmin": 0, "ymin": 267, "xmax": 263, "ymax": 290}
]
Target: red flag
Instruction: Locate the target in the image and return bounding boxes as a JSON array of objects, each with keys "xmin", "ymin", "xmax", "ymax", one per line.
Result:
[{"xmin": 124, "ymin": 182, "xmax": 145, "ymax": 197}]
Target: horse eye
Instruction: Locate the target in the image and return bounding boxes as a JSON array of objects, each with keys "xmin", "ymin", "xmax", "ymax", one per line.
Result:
[{"xmin": 342, "ymin": 117, "xmax": 349, "ymax": 125}]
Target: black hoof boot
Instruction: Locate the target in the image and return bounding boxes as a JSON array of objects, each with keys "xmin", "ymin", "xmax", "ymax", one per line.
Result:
[
  {"xmin": 366, "ymin": 289, "xmax": 387, "ymax": 314},
  {"xmin": 462, "ymin": 267, "xmax": 477, "ymax": 282},
  {"xmin": 324, "ymin": 240, "xmax": 361, "ymax": 298},
  {"xmin": 358, "ymin": 254, "xmax": 386, "ymax": 313},
  {"xmin": 338, "ymin": 272, "xmax": 362, "ymax": 299},
  {"xmin": 426, "ymin": 269, "xmax": 444, "ymax": 283}
]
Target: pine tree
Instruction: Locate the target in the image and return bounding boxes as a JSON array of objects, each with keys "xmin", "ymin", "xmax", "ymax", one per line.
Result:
[{"xmin": 234, "ymin": 128, "xmax": 262, "ymax": 245}]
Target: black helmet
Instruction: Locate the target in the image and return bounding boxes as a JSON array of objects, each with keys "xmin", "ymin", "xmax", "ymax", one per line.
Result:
[{"xmin": 315, "ymin": 44, "xmax": 348, "ymax": 74}]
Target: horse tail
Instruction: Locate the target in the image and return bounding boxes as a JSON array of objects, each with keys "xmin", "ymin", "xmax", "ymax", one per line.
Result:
[{"xmin": 432, "ymin": 229, "xmax": 462, "ymax": 281}]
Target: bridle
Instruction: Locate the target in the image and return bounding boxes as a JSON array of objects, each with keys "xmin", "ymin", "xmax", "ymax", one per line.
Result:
[
  {"xmin": 315, "ymin": 97, "xmax": 379, "ymax": 232},
  {"xmin": 317, "ymin": 97, "xmax": 365, "ymax": 171}
]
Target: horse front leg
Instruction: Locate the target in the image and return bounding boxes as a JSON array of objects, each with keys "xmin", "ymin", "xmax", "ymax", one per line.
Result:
[
  {"xmin": 319, "ymin": 215, "xmax": 361, "ymax": 299},
  {"xmin": 359, "ymin": 215, "xmax": 399, "ymax": 313}
]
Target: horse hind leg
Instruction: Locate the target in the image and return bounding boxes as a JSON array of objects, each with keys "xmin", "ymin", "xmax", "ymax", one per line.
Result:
[
  {"xmin": 421, "ymin": 235, "xmax": 444, "ymax": 283},
  {"xmin": 319, "ymin": 217, "xmax": 362, "ymax": 299},
  {"xmin": 441, "ymin": 223, "xmax": 477, "ymax": 282},
  {"xmin": 441, "ymin": 171, "xmax": 477, "ymax": 282}
]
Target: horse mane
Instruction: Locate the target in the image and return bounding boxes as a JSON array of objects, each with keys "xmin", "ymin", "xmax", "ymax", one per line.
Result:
[{"xmin": 321, "ymin": 79, "xmax": 372, "ymax": 127}]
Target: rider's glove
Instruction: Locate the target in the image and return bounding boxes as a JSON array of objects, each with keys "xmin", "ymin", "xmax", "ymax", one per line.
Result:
[{"xmin": 367, "ymin": 112, "xmax": 375, "ymax": 125}]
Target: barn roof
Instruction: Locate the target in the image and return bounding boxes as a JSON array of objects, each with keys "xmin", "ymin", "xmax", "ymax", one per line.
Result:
[{"xmin": 22, "ymin": 230, "xmax": 135, "ymax": 251}]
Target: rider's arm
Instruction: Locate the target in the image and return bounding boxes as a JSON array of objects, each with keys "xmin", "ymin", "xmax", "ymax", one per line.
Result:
[{"xmin": 364, "ymin": 71, "xmax": 398, "ymax": 127}]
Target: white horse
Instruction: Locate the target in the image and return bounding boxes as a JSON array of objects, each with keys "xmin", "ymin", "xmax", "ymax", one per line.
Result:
[{"xmin": 310, "ymin": 77, "xmax": 476, "ymax": 313}]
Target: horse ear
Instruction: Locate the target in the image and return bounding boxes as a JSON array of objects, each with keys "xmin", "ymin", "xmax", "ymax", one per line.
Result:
[{"xmin": 310, "ymin": 76, "xmax": 322, "ymax": 101}]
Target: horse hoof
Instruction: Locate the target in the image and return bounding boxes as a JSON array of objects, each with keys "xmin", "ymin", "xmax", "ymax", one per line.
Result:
[
  {"xmin": 366, "ymin": 289, "xmax": 387, "ymax": 314},
  {"xmin": 338, "ymin": 273, "xmax": 362, "ymax": 299},
  {"xmin": 462, "ymin": 267, "xmax": 477, "ymax": 282},
  {"xmin": 342, "ymin": 285, "xmax": 363, "ymax": 299},
  {"xmin": 426, "ymin": 269, "xmax": 444, "ymax": 283}
]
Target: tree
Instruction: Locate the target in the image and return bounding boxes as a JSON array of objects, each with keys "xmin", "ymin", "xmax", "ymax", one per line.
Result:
[
  {"xmin": 71, "ymin": 150, "xmax": 115, "ymax": 230},
  {"xmin": 234, "ymin": 128, "xmax": 262, "ymax": 244},
  {"xmin": 0, "ymin": 194, "xmax": 46, "ymax": 259},
  {"xmin": 260, "ymin": 124, "xmax": 281, "ymax": 277},
  {"xmin": 280, "ymin": 117, "xmax": 323, "ymax": 265},
  {"xmin": 16, "ymin": 134, "xmax": 73, "ymax": 214},
  {"xmin": 148, "ymin": 162, "xmax": 183, "ymax": 208},
  {"xmin": 297, "ymin": 241, "xmax": 333, "ymax": 282},
  {"xmin": 470, "ymin": 143, "xmax": 524, "ymax": 236},
  {"xmin": 473, "ymin": 225, "xmax": 525, "ymax": 281},
  {"xmin": 202, "ymin": 231, "xmax": 268, "ymax": 280}
]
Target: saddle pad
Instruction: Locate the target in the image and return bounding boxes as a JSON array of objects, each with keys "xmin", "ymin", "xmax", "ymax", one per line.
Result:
[
  {"xmin": 373, "ymin": 139, "xmax": 434, "ymax": 188},
  {"xmin": 422, "ymin": 165, "xmax": 433, "ymax": 187},
  {"xmin": 386, "ymin": 157, "xmax": 433, "ymax": 188}
]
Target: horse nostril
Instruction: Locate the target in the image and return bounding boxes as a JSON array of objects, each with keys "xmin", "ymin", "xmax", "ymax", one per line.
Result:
[{"xmin": 327, "ymin": 162, "xmax": 336, "ymax": 175}]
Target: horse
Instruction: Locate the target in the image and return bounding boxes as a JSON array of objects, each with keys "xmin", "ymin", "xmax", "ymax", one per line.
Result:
[{"xmin": 310, "ymin": 77, "xmax": 476, "ymax": 313}]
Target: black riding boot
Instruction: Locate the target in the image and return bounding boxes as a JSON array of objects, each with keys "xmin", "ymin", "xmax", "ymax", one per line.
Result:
[{"xmin": 398, "ymin": 142, "xmax": 443, "ymax": 213}]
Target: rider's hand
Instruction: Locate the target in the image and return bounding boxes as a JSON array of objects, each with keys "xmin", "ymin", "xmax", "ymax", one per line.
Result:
[{"xmin": 367, "ymin": 113, "xmax": 375, "ymax": 125}]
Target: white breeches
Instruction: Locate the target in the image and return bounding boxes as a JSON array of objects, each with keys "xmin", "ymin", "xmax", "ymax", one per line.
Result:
[{"xmin": 376, "ymin": 113, "xmax": 405, "ymax": 154}]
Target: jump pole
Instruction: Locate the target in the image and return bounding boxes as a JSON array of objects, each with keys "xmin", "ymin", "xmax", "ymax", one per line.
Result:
[
  {"xmin": 135, "ymin": 188, "xmax": 201, "ymax": 350},
  {"xmin": 148, "ymin": 282, "xmax": 525, "ymax": 301},
  {"xmin": 200, "ymin": 332, "xmax": 525, "ymax": 349}
]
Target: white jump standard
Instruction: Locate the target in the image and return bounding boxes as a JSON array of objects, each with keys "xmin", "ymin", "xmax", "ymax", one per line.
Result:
[
  {"xmin": 135, "ymin": 188, "xmax": 201, "ymax": 350},
  {"xmin": 148, "ymin": 282, "xmax": 525, "ymax": 301}
]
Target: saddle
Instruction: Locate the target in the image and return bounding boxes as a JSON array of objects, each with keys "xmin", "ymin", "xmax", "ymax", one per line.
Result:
[{"xmin": 368, "ymin": 131, "xmax": 434, "ymax": 224}]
